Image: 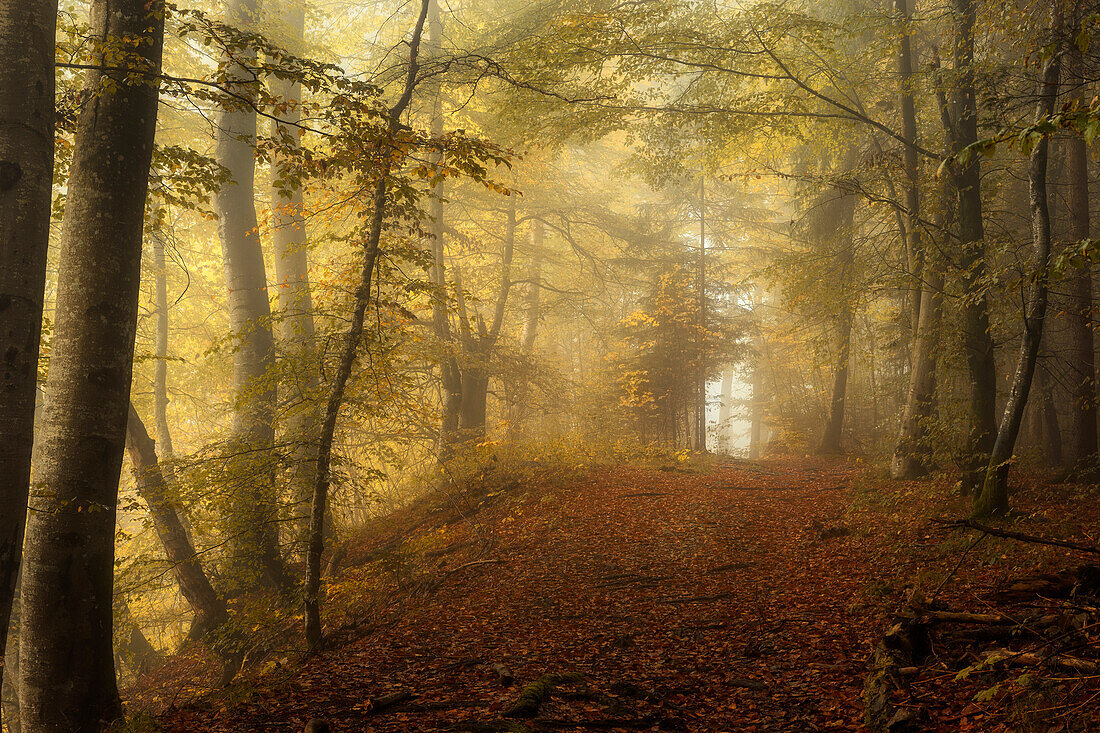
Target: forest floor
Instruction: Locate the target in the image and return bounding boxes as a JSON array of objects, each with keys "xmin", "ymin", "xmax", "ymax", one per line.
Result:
[{"xmin": 142, "ymin": 455, "xmax": 1100, "ymax": 732}]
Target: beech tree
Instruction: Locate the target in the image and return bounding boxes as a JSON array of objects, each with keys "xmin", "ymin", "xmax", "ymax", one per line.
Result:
[
  {"xmin": 18, "ymin": 0, "xmax": 164, "ymax": 727},
  {"xmin": 0, "ymin": 0, "xmax": 55, "ymax": 707},
  {"xmin": 213, "ymin": 0, "xmax": 287, "ymax": 589}
]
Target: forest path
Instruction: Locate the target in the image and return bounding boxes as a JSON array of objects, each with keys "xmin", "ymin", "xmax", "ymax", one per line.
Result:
[{"xmin": 165, "ymin": 457, "xmax": 884, "ymax": 732}]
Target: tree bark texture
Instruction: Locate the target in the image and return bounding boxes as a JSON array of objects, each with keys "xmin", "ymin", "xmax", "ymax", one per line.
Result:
[
  {"xmin": 18, "ymin": 0, "xmax": 164, "ymax": 729},
  {"xmin": 0, "ymin": 0, "xmax": 56, "ymax": 712},
  {"xmin": 951, "ymin": 0, "xmax": 998, "ymax": 495}
]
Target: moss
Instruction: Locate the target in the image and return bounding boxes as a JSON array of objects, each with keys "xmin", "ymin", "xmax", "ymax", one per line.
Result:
[{"xmin": 504, "ymin": 671, "xmax": 584, "ymax": 718}]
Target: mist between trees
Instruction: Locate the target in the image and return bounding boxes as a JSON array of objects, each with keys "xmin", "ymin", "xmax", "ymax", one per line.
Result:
[{"xmin": 0, "ymin": 0, "xmax": 1098, "ymax": 729}]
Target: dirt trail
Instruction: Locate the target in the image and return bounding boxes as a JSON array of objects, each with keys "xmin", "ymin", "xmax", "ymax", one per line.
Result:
[{"xmin": 163, "ymin": 457, "xmax": 883, "ymax": 731}]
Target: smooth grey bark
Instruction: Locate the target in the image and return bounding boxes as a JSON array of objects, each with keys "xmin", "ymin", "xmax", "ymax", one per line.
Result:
[
  {"xmin": 152, "ymin": 217, "xmax": 176, "ymax": 464},
  {"xmin": 125, "ymin": 405, "xmax": 227, "ymax": 640},
  {"xmin": 425, "ymin": 0, "xmax": 463, "ymax": 458},
  {"xmin": 975, "ymin": 37, "xmax": 1061, "ymax": 517},
  {"xmin": 18, "ymin": 0, "xmax": 164, "ymax": 728},
  {"xmin": 950, "ymin": 0, "xmax": 998, "ymax": 495},
  {"xmin": 1063, "ymin": 47, "xmax": 1097, "ymax": 476},
  {"xmin": 304, "ymin": 0, "xmax": 430, "ymax": 648},
  {"xmin": 269, "ymin": 0, "xmax": 320, "ymax": 539},
  {"xmin": 0, "ymin": 0, "xmax": 55, "ymax": 715},
  {"xmin": 215, "ymin": 0, "xmax": 287, "ymax": 589}
]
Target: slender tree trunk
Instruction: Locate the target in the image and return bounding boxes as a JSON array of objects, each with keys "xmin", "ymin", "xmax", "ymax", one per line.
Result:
[
  {"xmin": 974, "ymin": 38, "xmax": 1061, "ymax": 517},
  {"xmin": 507, "ymin": 222, "xmax": 543, "ymax": 438},
  {"xmin": 891, "ymin": 266, "xmax": 945, "ymax": 477},
  {"xmin": 304, "ymin": 0, "xmax": 430, "ymax": 648},
  {"xmin": 215, "ymin": 0, "xmax": 286, "ymax": 590},
  {"xmin": 1063, "ymin": 48, "xmax": 1097, "ymax": 476},
  {"xmin": 749, "ymin": 361, "xmax": 765, "ymax": 459},
  {"xmin": 895, "ymin": 0, "xmax": 922, "ymax": 335},
  {"xmin": 270, "ymin": 0, "xmax": 321, "ymax": 538},
  {"xmin": 890, "ymin": 0, "xmax": 944, "ymax": 479},
  {"xmin": 951, "ymin": 0, "xmax": 998, "ymax": 495},
  {"xmin": 18, "ymin": 0, "xmax": 163, "ymax": 728},
  {"xmin": 749, "ymin": 286, "xmax": 766, "ymax": 460},
  {"xmin": 817, "ymin": 183, "xmax": 857, "ymax": 455},
  {"xmin": 521, "ymin": 222, "xmax": 543, "ymax": 354},
  {"xmin": 819, "ymin": 309, "xmax": 853, "ymax": 455},
  {"xmin": 114, "ymin": 602, "xmax": 159, "ymax": 679},
  {"xmin": 125, "ymin": 405, "xmax": 227, "ymax": 640},
  {"xmin": 1035, "ymin": 361, "xmax": 1064, "ymax": 467},
  {"xmin": 0, "ymin": 0, "xmax": 55, "ymax": 715},
  {"xmin": 892, "ymin": 177, "xmax": 953, "ymax": 478},
  {"xmin": 717, "ymin": 370, "xmax": 733, "ymax": 454},
  {"xmin": 152, "ymin": 215, "xmax": 176, "ymax": 463},
  {"xmin": 425, "ymin": 0, "xmax": 463, "ymax": 458},
  {"xmin": 696, "ymin": 176, "xmax": 707, "ymax": 451}
]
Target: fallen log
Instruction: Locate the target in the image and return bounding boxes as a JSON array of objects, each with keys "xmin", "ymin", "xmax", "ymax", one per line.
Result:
[
  {"xmin": 922, "ymin": 610, "xmax": 1016, "ymax": 625},
  {"xmin": 505, "ymin": 672, "xmax": 584, "ymax": 718},
  {"xmin": 365, "ymin": 689, "xmax": 414, "ymax": 713},
  {"xmin": 864, "ymin": 619, "xmax": 928, "ymax": 732},
  {"xmin": 932, "ymin": 519, "xmax": 1100, "ymax": 556},
  {"xmin": 981, "ymin": 649, "xmax": 1100, "ymax": 674}
]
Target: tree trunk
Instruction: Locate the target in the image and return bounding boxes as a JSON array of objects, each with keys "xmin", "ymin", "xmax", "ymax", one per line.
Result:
[
  {"xmin": 951, "ymin": 0, "xmax": 998, "ymax": 495},
  {"xmin": 717, "ymin": 370, "xmax": 733, "ymax": 454},
  {"xmin": 460, "ymin": 366, "xmax": 490, "ymax": 438},
  {"xmin": 521, "ymin": 222, "xmax": 543, "ymax": 354},
  {"xmin": 695, "ymin": 176, "xmax": 707, "ymax": 451},
  {"xmin": 125, "ymin": 405, "xmax": 227, "ymax": 640},
  {"xmin": 817, "ymin": 183, "xmax": 857, "ymax": 455},
  {"xmin": 152, "ymin": 213, "xmax": 176, "ymax": 464},
  {"xmin": 890, "ymin": 0, "xmax": 943, "ymax": 479},
  {"xmin": 507, "ymin": 222, "xmax": 543, "ymax": 438},
  {"xmin": 1037, "ymin": 362, "xmax": 1063, "ymax": 467},
  {"xmin": 453, "ymin": 198, "xmax": 515, "ymax": 443},
  {"xmin": 18, "ymin": 0, "xmax": 163, "ymax": 728},
  {"xmin": 974, "ymin": 38, "xmax": 1061, "ymax": 517},
  {"xmin": 270, "ymin": 0, "xmax": 321, "ymax": 540},
  {"xmin": 215, "ymin": 0, "xmax": 286, "ymax": 590},
  {"xmin": 819, "ymin": 308, "xmax": 853, "ymax": 455},
  {"xmin": 0, "ymin": 0, "xmax": 55, "ymax": 717},
  {"xmin": 891, "ymin": 266, "xmax": 944, "ymax": 478},
  {"xmin": 304, "ymin": 0, "xmax": 430, "ymax": 648},
  {"xmin": 425, "ymin": 0, "xmax": 463, "ymax": 458},
  {"xmin": 1063, "ymin": 47, "xmax": 1097, "ymax": 476},
  {"xmin": 895, "ymin": 0, "xmax": 922, "ymax": 336}
]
